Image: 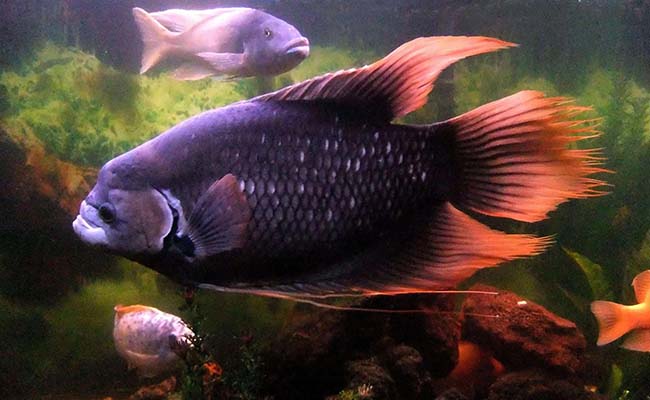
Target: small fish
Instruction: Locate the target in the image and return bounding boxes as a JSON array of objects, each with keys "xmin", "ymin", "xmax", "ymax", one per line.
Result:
[
  {"xmin": 73, "ymin": 36, "xmax": 606, "ymax": 301},
  {"xmin": 113, "ymin": 304, "xmax": 194, "ymax": 377},
  {"xmin": 132, "ymin": 7, "xmax": 309, "ymax": 80},
  {"xmin": 591, "ymin": 270, "xmax": 650, "ymax": 351}
]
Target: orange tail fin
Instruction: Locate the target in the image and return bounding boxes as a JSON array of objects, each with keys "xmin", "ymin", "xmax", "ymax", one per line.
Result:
[
  {"xmin": 591, "ymin": 300, "xmax": 633, "ymax": 346},
  {"xmin": 444, "ymin": 90, "xmax": 608, "ymax": 223}
]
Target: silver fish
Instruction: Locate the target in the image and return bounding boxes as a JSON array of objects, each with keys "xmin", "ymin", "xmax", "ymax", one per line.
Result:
[
  {"xmin": 132, "ymin": 7, "xmax": 309, "ymax": 80},
  {"xmin": 73, "ymin": 36, "xmax": 606, "ymax": 300},
  {"xmin": 113, "ymin": 304, "xmax": 194, "ymax": 378}
]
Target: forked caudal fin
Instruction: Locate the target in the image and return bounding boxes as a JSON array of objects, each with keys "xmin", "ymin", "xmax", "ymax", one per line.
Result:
[
  {"xmin": 132, "ymin": 7, "xmax": 177, "ymax": 74},
  {"xmin": 441, "ymin": 90, "xmax": 609, "ymax": 222},
  {"xmin": 591, "ymin": 300, "xmax": 634, "ymax": 346}
]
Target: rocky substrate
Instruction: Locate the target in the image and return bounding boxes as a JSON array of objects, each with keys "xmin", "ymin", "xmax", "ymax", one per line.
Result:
[{"xmin": 257, "ymin": 286, "xmax": 609, "ymax": 400}]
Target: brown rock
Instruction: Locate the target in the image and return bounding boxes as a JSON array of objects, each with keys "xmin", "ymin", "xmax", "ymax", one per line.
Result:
[
  {"xmin": 385, "ymin": 294, "xmax": 460, "ymax": 377},
  {"xmin": 259, "ymin": 309, "xmax": 348, "ymax": 399},
  {"xmin": 345, "ymin": 358, "xmax": 397, "ymax": 400},
  {"xmin": 383, "ymin": 344, "xmax": 434, "ymax": 399},
  {"xmin": 259, "ymin": 295, "xmax": 460, "ymax": 400},
  {"xmin": 0, "ymin": 127, "xmax": 114, "ymax": 302},
  {"xmin": 487, "ymin": 370, "xmax": 607, "ymax": 400},
  {"xmin": 0, "ymin": 126, "xmax": 95, "ymax": 223},
  {"xmin": 462, "ymin": 284, "xmax": 587, "ymax": 376}
]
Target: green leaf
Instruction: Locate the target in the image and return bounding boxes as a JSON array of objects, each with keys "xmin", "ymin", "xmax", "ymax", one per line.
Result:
[
  {"xmin": 562, "ymin": 247, "xmax": 613, "ymax": 301},
  {"xmin": 606, "ymin": 364, "xmax": 625, "ymax": 399}
]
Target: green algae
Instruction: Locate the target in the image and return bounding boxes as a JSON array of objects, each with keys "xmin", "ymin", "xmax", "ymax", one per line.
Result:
[
  {"xmin": 0, "ymin": 42, "xmax": 251, "ymax": 167},
  {"xmin": 0, "ymin": 42, "xmax": 378, "ymax": 169}
]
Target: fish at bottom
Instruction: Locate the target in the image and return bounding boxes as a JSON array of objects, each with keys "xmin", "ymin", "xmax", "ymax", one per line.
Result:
[
  {"xmin": 592, "ymin": 270, "xmax": 650, "ymax": 351},
  {"xmin": 73, "ymin": 36, "xmax": 607, "ymax": 302},
  {"xmin": 113, "ymin": 304, "xmax": 194, "ymax": 378}
]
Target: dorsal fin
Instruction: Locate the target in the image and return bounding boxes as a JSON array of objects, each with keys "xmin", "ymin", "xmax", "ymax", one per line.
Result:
[
  {"xmin": 256, "ymin": 36, "xmax": 516, "ymax": 121},
  {"xmin": 632, "ymin": 270, "xmax": 650, "ymax": 304},
  {"xmin": 114, "ymin": 304, "xmax": 157, "ymax": 317}
]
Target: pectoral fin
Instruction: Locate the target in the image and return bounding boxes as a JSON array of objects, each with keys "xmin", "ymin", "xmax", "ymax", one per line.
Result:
[
  {"xmin": 185, "ymin": 174, "xmax": 251, "ymax": 259},
  {"xmin": 125, "ymin": 350, "xmax": 163, "ymax": 378},
  {"xmin": 196, "ymin": 52, "xmax": 245, "ymax": 76},
  {"xmin": 172, "ymin": 62, "xmax": 216, "ymax": 81}
]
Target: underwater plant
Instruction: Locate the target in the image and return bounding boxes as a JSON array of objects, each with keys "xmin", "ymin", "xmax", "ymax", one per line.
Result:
[{"xmin": 0, "ymin": 42, "xmax": 379, "ymax": 169}]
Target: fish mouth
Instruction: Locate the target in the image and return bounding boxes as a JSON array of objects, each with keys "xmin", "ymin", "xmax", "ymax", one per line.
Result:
[
  {"xmin": 284, "ymin": 37, "xmax": 310, "ymax": 58},
  {"xmin": 72, "ymin": 201, "xmax": 108, "ymax": 246}
]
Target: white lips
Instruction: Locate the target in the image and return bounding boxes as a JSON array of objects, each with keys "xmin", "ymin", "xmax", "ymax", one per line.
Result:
[
  {"xmin": 286, "ymin": 45, "xmax": 310, "ymax": 58},
  {"xmin": 72, "ymin": 201, "xmax": 108, "ymax": 246}
]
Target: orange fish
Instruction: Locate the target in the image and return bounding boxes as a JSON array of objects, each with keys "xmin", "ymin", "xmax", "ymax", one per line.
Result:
[
  {"xmin": 449, "ymin": 341, "xmax": 504, "ymax": 384},
  {"xmin": 591, "ymin": 270, "xmax": 650, "ymax": 351}
]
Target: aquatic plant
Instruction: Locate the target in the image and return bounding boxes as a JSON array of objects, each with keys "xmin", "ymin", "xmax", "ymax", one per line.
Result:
[
  {"xmin": 562, "ymin": 247, "xmax": 613, "ymax": 302},
  {"xmin": 221, "ymin": 341, "xmax": 264, "ymax": 400},
  {"xmin": 0, "ymin": 42, "xmax": 250, "ymax": 167},
  {"xmin": 0, "ymin": 42, "xmax": 379, "ymax": 170},
  {"xmin": 335, "ymin": 384, "xmax": 374, "ymax": 400}
]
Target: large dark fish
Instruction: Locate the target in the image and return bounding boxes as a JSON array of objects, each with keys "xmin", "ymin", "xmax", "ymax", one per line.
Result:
[
  {"xmin": 132, "ymin": 7, "xmax": 309, "ymax": 80},
  {"xmin": 73, "ymin": 37, "xmax": 606, "ymax": 300}
]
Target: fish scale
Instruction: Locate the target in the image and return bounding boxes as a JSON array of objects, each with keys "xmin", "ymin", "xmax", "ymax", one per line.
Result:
[
  {"xmin": 158, "ymin": 101, "xmax": 452, "ymax": 260},
  {"xmin": 74, "ymin": 36, "xmax": 606, "ymax": 298}
]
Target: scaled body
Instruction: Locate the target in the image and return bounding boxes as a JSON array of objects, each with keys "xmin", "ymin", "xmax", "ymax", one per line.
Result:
[
  {"xmin": 133, "ymin": 7, "xmax": 309, "ymax": 80},
  {"xmin": 113, "ymin": 305, "xmax": 194, "ymax": 377},
  {"xmin": 73, "ymin": 36, "xmax": 606, "ymax": 300}
]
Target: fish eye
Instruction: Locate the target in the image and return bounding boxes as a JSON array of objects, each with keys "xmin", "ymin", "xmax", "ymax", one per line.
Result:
[
  {"xmin": 263, "ymin": 27, "xmax": 273, "ymax": 39},
  {"xmin": 98, "ymin": 203, "xmax": 116, "ymax": 223}
]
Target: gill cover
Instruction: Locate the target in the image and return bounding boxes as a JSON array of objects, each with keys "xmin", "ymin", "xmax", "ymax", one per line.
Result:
[
  {"xmin": 75, "ymin": 187, "xmax": 174, "ymax": 256},
  {"xmin": 106, "ymin": 188, "xmax": 174, "ymax": 254}
]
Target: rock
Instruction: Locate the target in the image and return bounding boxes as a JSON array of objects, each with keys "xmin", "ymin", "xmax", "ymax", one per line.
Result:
[
  {"xmin": 0, "ymin": 126, "xmax": 96, "ymax": 223},
  {"xmin": 383, "ymin": 344, "xmax": 434, "ymax": 399},
  {"xmin": 345, "ymin": 358, "xmax": 397, "ymax": 400},
  {"xmin": 487, "ymin": 370, "xmax": 607, "ymax": 400},
  {"xmin": 462, "ymin": 284, "xmax": 587, "ymax": 376},
  {"xmin": 0, "ymin": 127, "xmax": 115, "ymax": 303},
  {"xmin": 435, "ymin": 388, "xmax": 469, "ymax": 400},
  {"xmin": 437, "ymin": 340, "xmax": 505, "ymax": 399},
  {"xmin": 259, "ymin": 309, "xmax": 348, "ymax": 399},
  {"xmin": 259, "ymin": 295, "xmax": 460, "ymax": 400},
  {"xmin": 129, "ymin": 376, "xmax": 176, "ymax": 400},
  {"xmin": 384, "ymin": 294, "xmax": 460, "ymax": 377}
]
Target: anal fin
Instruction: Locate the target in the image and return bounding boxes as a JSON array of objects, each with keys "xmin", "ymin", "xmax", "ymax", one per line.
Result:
[
  {"xmin": 622, "ymin": 329, "xmax": 650, "ymax": 352},
  {"xmin": 185, "ymin": 174, "xmax": 251, "ymax": 259},
  {"xmin": 222, "ymin": 202, "xmax": 551, "ymax": 298},
  {"xmin": 196, "ymin": 52, "xmax": 245, "ymax": 76},
  {"xmin": 172, "ymin": 62, "xmax": 216, "ymax": 81}
]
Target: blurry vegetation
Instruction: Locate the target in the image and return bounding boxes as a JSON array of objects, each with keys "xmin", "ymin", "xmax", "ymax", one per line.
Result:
[
  {"xmin": 335, "ymin": 384, "xmax": 374, "ymax": 400},
  {"xmin": 0, "ymin": 42, "xmax": 375, "ymax": 169}
]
